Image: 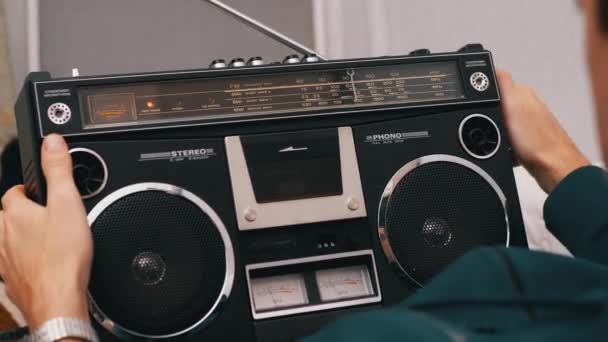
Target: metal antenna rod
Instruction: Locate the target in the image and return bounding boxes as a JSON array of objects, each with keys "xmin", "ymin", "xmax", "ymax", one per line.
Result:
[{"xmin": 200, "ymin": 0, "xmax": 328, "ymax": 61}]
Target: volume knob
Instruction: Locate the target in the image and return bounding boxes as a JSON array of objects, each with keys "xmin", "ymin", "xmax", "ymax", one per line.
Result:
[
  {"xmin": 69, "ymin": 148, "xmax": 108, "ymax": 199},
  {"xmin": 283, "ymin": 54, "xmax": 301, "ymax": 64},
  {"xmin": 209, "ymin": 59, "xmax": 227, "ymax": 68},
  {"xmin": 247, "ymin": 56, "xmax": 265, "ymax": 66},
  {"xmin": 230, "ymin": 58, "xmax": 246, "ymax": 67}
]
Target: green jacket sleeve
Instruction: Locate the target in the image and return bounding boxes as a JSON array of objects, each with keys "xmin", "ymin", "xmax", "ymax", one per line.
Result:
[{"xmin": 543, "ymin": 166, "xmax": 608, "ymax": 265}]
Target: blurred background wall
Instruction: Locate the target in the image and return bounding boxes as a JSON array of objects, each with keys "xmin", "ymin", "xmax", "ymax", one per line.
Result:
[
  {"xmin": 38, "ymin": 0, "xmax": 314, "ymax": 78},
  {"xmin": 1, "ymin": 0, "xmax": 602, "ymax": 161}
]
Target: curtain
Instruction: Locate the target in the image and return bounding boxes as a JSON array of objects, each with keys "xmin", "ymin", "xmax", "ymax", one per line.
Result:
[
  {"xmin": 0, "ymin": 1, "xmax": 15, "ymax": 148},
  {"xmin": 0, "ymin": 2, "xmax": 24, "ymax": 327}
]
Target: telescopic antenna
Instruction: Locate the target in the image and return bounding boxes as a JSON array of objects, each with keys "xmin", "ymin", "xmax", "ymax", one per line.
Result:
[{"xmin": 200, "ymin": 0, "xmax": 328, "ymax": 61}]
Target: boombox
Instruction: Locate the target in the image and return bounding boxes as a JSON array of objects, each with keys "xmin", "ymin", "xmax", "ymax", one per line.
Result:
[{"xmin": 15, "ymin": 43, "xmax": 527, "ymax": 341}]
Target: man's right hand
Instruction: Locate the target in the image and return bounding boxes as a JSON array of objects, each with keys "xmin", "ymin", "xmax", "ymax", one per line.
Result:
[
  {"xmin": 497, "ymin": 70, "xmax": 590, "ymax": 193},
  {"xmin": 0, "ymin": 134, "xmax": 92, "ymax": 330}
]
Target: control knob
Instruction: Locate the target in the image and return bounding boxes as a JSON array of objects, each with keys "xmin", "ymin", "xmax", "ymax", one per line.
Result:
[
  {"xmin": 247, "ymin": 56, "xmax": 265, "ymax": 66},
  {"xmin": 283, "ymin": 54, "xmax": 301, "ymax": 64},
  {"xmin": 409, "ymin": 49, "xmax": 431, "ymax": 56},
  {"xmin": 209, "ymin": 59, "xmax": 227, "ymax": 68},
  {"xmin": 302, "ymin": 54, "xmax": 320, "ymax": 63},
  {"xmin": 229, "ymin": 58, "xmax": 247, "ymax": 67},
  {"xmin": 458, "ymin": 44, "xmax": 485, "ymax": 53}
]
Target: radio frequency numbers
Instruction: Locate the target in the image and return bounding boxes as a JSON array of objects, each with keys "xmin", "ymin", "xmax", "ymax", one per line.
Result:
[{"xmin": 145, "ymin": 66, "xmax": 459, "ymax": 115}]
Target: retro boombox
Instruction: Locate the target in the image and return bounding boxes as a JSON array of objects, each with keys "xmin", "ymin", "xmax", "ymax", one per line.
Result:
[{"xmin": 14, "ymin": 2, "xmax": 527, "ymax": 341}]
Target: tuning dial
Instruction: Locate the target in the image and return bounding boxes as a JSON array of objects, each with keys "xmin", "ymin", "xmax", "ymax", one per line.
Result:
[
  {"xmin": 247, "ymin": 56, "xmax": 265, "ymax": 66},
  {"xmin": 302, "ymin": 54, "xmax": 320, "ymax": 63},
  {"xmin": 70, "ymin": 148, "xmax": 108, "ymax": 199},
  {"xmin": 229, "ymin": 58, "xmax": 246, "ymax": 67},
  {"xmin": 209, "ymin": 59, "xmax": 227, "ymax": 68},
  {"xmin": 283, "ymin": 54, "xmax": 301, "ymax": 64}
]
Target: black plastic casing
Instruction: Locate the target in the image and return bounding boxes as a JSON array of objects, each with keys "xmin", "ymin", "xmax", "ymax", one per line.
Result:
[{"xmin": 15, "ymin": 48, "xmax": 527, "ymax": 342}]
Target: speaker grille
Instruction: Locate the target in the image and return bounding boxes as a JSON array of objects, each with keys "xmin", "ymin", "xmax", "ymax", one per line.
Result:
[
  {"xmin": 89, "ymin": 189, "xmax": 229, "ymax": 337},
  {"xmin": 382, "ymin": 159, "xmax": 507, "ymax": 286}
]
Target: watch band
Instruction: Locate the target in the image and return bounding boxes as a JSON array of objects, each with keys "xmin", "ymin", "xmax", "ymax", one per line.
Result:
[{"xmin": 27, "ymin": 318, "xmax": 99, "ymax": 342}]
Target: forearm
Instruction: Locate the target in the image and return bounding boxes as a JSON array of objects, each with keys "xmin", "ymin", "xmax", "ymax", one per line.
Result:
[{"xmin": 544, "ymin": 165, "xmax": 608, "ymax": 264}]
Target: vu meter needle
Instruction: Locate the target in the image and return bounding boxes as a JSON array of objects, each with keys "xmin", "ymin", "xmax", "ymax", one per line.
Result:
[{"xmin": 200, "ymin": 0, "xmax": 328, "ymax": 61}]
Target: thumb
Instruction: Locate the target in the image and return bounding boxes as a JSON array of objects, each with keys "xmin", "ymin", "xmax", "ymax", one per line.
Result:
[{"xmin": 41, "ymin": 134, "xmax": 78, "ymax": 202}]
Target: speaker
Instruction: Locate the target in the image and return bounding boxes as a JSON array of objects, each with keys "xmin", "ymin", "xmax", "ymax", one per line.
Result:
[
  {"xmin": 377, "ymin": 156, "xmax": 508, "ymax": 286},
  {"xmin": 353, "ymin": 109, "xmax": 526, "ymax": 306},
  {"xmin": 87, "ymin": 183, "xmax": 234, "ymax": 339}
]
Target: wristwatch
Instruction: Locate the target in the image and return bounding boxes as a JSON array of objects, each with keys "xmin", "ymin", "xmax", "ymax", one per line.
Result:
[{"xmin": 25, "ymin": 318, "xmax": 99, "ymax": 342}]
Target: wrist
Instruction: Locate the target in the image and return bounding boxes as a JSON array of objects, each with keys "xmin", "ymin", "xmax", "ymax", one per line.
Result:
[
  {"xmin": 531, "ymin": 148, "xmax": 590, "ymax": 193},
  {"xmin": 27, "ymin": 288, "xmax": 89, "ymax": 330}
]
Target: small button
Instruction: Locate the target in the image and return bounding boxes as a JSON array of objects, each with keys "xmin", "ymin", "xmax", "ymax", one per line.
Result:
[
  {"xmin": 244, "ymin": 208, "xmax": 257, "ymax": 222},
  {"xmin": 347, "ymin": 197, "xmax": 360, "ymax": 211}
]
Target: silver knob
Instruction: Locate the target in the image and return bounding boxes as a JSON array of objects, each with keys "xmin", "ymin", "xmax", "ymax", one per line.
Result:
[
  {"xmin": 247, "ymin": 56, "xmax": 265, "ymax": 66},
  {"xmin": 47, "ymin": 103, "xmax": 72, "ymax": 125},
  {"xmin": 209, "ymin": 59, "xmax": 227, "ymax": 68},
  {"xmin": 302, "ymin": 54, "xmax": 320, "ymax": 63},
  {"xmin": 470, "ymin": 72, "xmax": 490, "ymax": 92},
  {"xmin": 230, "ymin": 58, "xmax": 247, "ymax": 67},
  {"xmin": 283, "ymin": 54, "xmax": 301, "ymax": 64}
]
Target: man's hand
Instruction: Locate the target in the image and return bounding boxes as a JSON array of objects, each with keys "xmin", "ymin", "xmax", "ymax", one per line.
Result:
[
  {"xmin": 0, "ymin": 134, "xmax": 92, "ymax": 330},
  {"xmin": 497, "ymin": 70, "xmax": 590, "ymax": 193}
]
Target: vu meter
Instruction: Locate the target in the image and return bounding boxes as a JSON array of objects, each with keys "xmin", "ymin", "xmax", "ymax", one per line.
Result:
[
  {"xmin": 316, "ymin": 265, "xmax": 374, "ymax": 302},
  {"xmin": 250, "ymin": 274, "xmax": 309, "ymax": 311}
]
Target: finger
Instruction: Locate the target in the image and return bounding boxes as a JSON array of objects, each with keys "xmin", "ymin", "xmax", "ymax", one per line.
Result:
[
  {"xmin": 0, "ymin": 185, "xmax": 30, "ymax": 210},
  {"xmin": 0, "ymin": 211, "xmax": 5, "ymax": 281},
  {"xmin": 40, "ymin": 135, "xmax": 79, "ymax": 203},
  {"xmin": 0, "ymin": 211, "xmax": 4, "ymax": 250},
  {"xmin": 4, "ymin": 284, "xmax": 15, "ymax": 305},
  {"xmin": 496, "ymin": 69, "xmax": 514, "ymax": 91}
]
